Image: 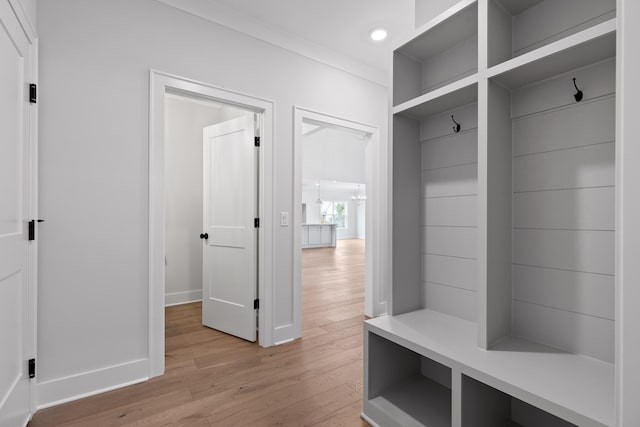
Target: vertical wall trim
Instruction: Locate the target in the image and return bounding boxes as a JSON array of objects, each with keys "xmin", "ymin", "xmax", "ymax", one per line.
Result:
[{"xmin": 616, "ymin": 0, "xmax": 640, "ymax": 425}]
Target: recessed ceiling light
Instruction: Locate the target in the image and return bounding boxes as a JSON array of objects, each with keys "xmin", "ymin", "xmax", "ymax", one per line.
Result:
[{"xmin": 369, "ymin": 28, "xmax": 388, "ymax": 42}]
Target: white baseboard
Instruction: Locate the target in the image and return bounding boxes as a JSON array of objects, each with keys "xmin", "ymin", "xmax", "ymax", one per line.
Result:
[
  {"xmin": 378, "ymin": 301, "xmax": 387, "ymax": 316},
  {"xmin": 273, "ymin": 324, "xmax": 297, "ymax": 345},
  {"xmin": 164, "ymin": 289, "xmax": 202, "ymax": 306},
  {"xmin": 360, "ymin": 412, "xmax": 380, "ymax": 427},
  {"xmin": 37, "ymin": 359, "xmax": 149, "ymax": 410}
]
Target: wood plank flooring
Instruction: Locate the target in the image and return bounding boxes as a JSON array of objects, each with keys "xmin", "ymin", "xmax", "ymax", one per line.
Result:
[{"xmin": 30, "ymin": 239, "xmax": 370, "ymax": 427}]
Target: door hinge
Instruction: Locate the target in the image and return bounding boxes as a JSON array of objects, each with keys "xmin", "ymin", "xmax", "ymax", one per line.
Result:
[
  {"xmin": 28, "ymin": 358, "xmax": 35, "ymax": 379},
  {"xmin": 254, "ymin": 136, "xmax": 260, "ymax": 147},
  {"xmin": 254, "ymin": 218, "xmax": 259, "ymax": 228},
  {"xmin": 29, "ymin": 83, "xmax": 37, "ymax": 103},
  {"xmin": 254, "ymin": 299, "xmax": 259, "ymax": 310},
  {"xmin": 28, "ymin": 219, "xmax": 45, "ymax": 241}
]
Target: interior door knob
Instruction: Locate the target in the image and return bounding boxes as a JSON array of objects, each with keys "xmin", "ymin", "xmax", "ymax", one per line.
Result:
[{"xmin": 200, "ymin": 233, "xmax": 209, "ymax": 240}]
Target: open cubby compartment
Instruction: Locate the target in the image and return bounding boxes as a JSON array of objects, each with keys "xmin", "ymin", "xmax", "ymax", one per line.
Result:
[
  {"xmin": 483, "ymin": 47, "xmax": 616, "ymax": 364},
  {"xmin": 488, "ymin": 0, "xmax": 616, "ymax": 68},
  {"xmin": 392, "ymin": 82, "xmax": 478, "ymax": 323},
  {"xmin": 461, "ymin": 375, "xmax": 576, "ymax": 427},
  {"xmin": 364, "ymin": 331, "xmax": 452, "ymax": 427},
  {"xmin": 393, "ymin": 0, "xmax": 477, "ymax": 107}
]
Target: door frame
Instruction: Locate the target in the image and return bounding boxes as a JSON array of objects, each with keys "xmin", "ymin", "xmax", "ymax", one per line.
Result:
[
  {"xmin": 149, "ymin": 70, "xmax": 275, "ymax": 378},
  {"xmin": 293, "ymin": 106, "xmax": 387, "ymax": 333}
]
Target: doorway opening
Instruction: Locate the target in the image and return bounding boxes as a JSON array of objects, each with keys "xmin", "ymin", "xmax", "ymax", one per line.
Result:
[
  {"xmin": 164, "ymin": 92, "xmax": 259, "ymax": 343},
  {"xmin": 293, "ymin": 107, "xmax": 385, "ymax": 340},
  {"xmin": 149, "ymin": 71, "xmax": 275, "ymax": 378}
]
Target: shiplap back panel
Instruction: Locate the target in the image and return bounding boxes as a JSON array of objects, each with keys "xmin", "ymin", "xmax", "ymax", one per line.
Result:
[
  {"xmin": 511, "ymin": 60, "xmax": 615, "ymax": 363},
  {"xmin": 421, "ymin": 36, "xmax": 478, "ymax": 95},
  {"xmin": 421, "ymin": 104, "xmax": 478, "ymax": 322},
  {"xmin": 511, "ymin": 0, "xmax": 616, "ymax": 58}
]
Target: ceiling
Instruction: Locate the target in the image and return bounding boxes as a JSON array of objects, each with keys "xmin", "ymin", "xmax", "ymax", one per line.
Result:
[
  {"xmin": 211, "ymin": 0, "xmax": 414, "ymax": 73},
  {"xmin": 157, "ymin": 0, "xmax": 414, "ymax": 83}
]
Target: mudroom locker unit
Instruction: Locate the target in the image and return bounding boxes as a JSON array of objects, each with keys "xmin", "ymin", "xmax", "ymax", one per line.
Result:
[{"xmin": 363, "ymin": 0, "xmax": 620, "ymax": 426}]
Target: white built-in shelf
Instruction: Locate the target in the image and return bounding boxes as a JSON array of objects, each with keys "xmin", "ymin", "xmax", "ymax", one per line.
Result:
[
  {"xmin": 393, "ymin": 0, "xmax": 478, "ymax": 106},
  {"xmin": 369, "ymin": 376, "xmax": 451, "ymax": 427},
  {"xmin": 488, "ymin": 19, "xmax": 616, "ymax": 89},
  {"xmin": 392, "ymin": 74, "xmax": 478, "ymax": 119},
  {"xmin": 366, "ymin": 309, "xmax": 614, "ymax": 427},
  {"xmin": 398, "ymin": 0, "xmax": 477, "ymax": 61}
]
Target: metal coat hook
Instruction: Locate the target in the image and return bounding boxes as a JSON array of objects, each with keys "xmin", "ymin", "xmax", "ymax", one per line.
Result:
[
  {"xmin": 451, "ymin": 115, "xmax": 461, "ymax": 133},
  {"xmin": 573, "ymin": 78, "xmax": 584, "ymax": 102}
]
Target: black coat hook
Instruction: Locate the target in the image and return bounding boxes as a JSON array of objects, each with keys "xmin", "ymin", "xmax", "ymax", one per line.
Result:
[
  {"xmin": 573, "ymin": 78, "xmax": 583, "ymax": 102},
  {"xmin": 451, "ymin": 115, "xmax": 461, "ymax": 133}
]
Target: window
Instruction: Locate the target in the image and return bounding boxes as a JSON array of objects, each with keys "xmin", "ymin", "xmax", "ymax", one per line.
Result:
[{"xmin": 321, "ymin": 201, "xmax": 347, "ymax": 228}]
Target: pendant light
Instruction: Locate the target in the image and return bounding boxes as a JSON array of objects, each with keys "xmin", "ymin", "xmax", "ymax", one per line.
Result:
[{"xmin": 315, "ymin": 181, "xmax": 323, "ymax": 204}]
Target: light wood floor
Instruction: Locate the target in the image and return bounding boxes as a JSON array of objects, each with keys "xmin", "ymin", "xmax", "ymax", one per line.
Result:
[{"xmin": 30, "ymin": 239, "xmax": 370, "ymax": 427}]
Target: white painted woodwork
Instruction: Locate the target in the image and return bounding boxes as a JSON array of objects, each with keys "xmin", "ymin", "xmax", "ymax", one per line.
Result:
[
  {"xmin": 393, "ymin": 1, "xmax": 478, "ymax": 106},
  {"xmin": 483, "ymin": 79, "xmax": 513, "ymax": 348},
  {"xmin": 617, "ymin": 0, "xmax": 640, "ymax": 423},
  {"xmin": 513, "ymin": 97, "xmax": 616, "ymax": 156},
  {"xmin": 421, "ymin": 35, "xmax": 478, "ymax": 94},
  {"xmin": 202, "ymin": 115, "xmax": 257, "ymax": 342},
  {"xmin": 422, "ymin": 164, "xmax": 478, "ymax": 198},
  {"xmin": 462, "ymin": 375, "xmax": 576, "ymax": 427},
  {"xmin": 424, "ymin": 254, "xmax": 476, "ymax": 292},
  {"xmin": 512, "ymin": 300, "xmax": 615, "ymax": 363},
  {"xmin": 488, "ymin": 0, "xmax": 616, "ymax": 67},
  {"xmin": 513, "ymin": 229, "xmax": 615, "ymax": 275},
  {"xmin": 300, "ymin": 224, "xmax": 337, "ymax": 248},
  {"xmin": 391, "ymin": 115, "xmax": 422, "ymax": 316},
  {"xmin": 423, "ymin": 283, "xmax": 476, "ymax": 322},
  {"xmin": 420, "ymin": 102, "xmax": 478, "ymax": 141},
  {"xmin": 511, "ymin": 58, "xmax": 615, "ymax": 119},
  {"xmin": 423, "ymin": 196, "xmax": 476, "ymax": 227},
  {"xmin": 512, "ymin": 264, "xmax": 614, "ymax": 320},
  {"xmin": 424, "ymin": 226, "xmax": 477, "ymax": 260},
  {"xmin": 513, "ymin": 187, "xmax": 615, "ymax": 231},
  {"xmin": 510, "ymin": 0, "xmax": 615, "ymax": 57},
  {"xmin": 421, "ymin": 131, "xmax": 478, "ymax": 170},
  {"xmin": 489, "ymin": 20, "xmax": 616, "ymax": 90},
  {"xmin": 367, "ymin": 1, "xmax": 624, "ymax": 425},
  {"xmin": 366, "ymin": 310, "xmax": 614, "ymax": 427},
  {"xmin": 513, "ymin": 142, "xmax": 615, "ymax": 193},
  {"xmin": 394, "ymin": 77, "xmax": 478, "ymax": 120},
  {"xmin": 0, "ymin": 1, "xmax": 34, "ymax": 425},
  {"xmin": 365, "ymin": 333, "xmax": 452, "ymax": 427}
]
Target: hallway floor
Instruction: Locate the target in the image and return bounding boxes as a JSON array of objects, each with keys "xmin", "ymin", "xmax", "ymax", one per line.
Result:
[{"xmin": 30, "ymin": 239, "xmax": 369, "ymax": 426}]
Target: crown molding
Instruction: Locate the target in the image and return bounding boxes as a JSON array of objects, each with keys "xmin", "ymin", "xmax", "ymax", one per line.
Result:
[{"xmin": 155, "ymin": 0, "xmax": 388, "ymax": 87}]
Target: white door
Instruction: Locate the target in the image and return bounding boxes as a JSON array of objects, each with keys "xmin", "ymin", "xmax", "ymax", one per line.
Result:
[
  {"xmin": 0, "ymin": 2, "xmax": 35, "ymax": 426},
  {"xmin": 202, "ymin": 115, "xmax": 258, "ymax": 342}
]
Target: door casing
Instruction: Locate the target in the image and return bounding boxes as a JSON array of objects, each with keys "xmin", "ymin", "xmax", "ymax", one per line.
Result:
[{"xmin": 148, "ymin": 70, "xmax": 274, "ymax": 378}]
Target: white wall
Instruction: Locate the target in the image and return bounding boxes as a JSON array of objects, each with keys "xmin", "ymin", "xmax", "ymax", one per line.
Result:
[
  {"xmin": 36, "ymin": 0, "xmax": 388, "ymax": 406},
  {"xmin": 415, "ymin": 0, "xmax": 461, "ymax": 28},
  {"xmin": 164, "ymin": 96, "xmax": 246, "ymax": 306}
]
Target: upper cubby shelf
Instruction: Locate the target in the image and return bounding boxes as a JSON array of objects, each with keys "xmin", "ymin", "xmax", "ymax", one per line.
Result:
[
  {"xmin": 488, "ymin": 0, "xmax": 616, "ymax": 68},
  {"xmin": 488, "ymin": 19, "xmax": 616, "ymax": 89},
  {"xmin": 393, "ymin": 0, "xmax": 478, "ymax": 107},
  {"xmin": 392, "ymin": 74, "xmax": 477, "ymax": 120}
]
